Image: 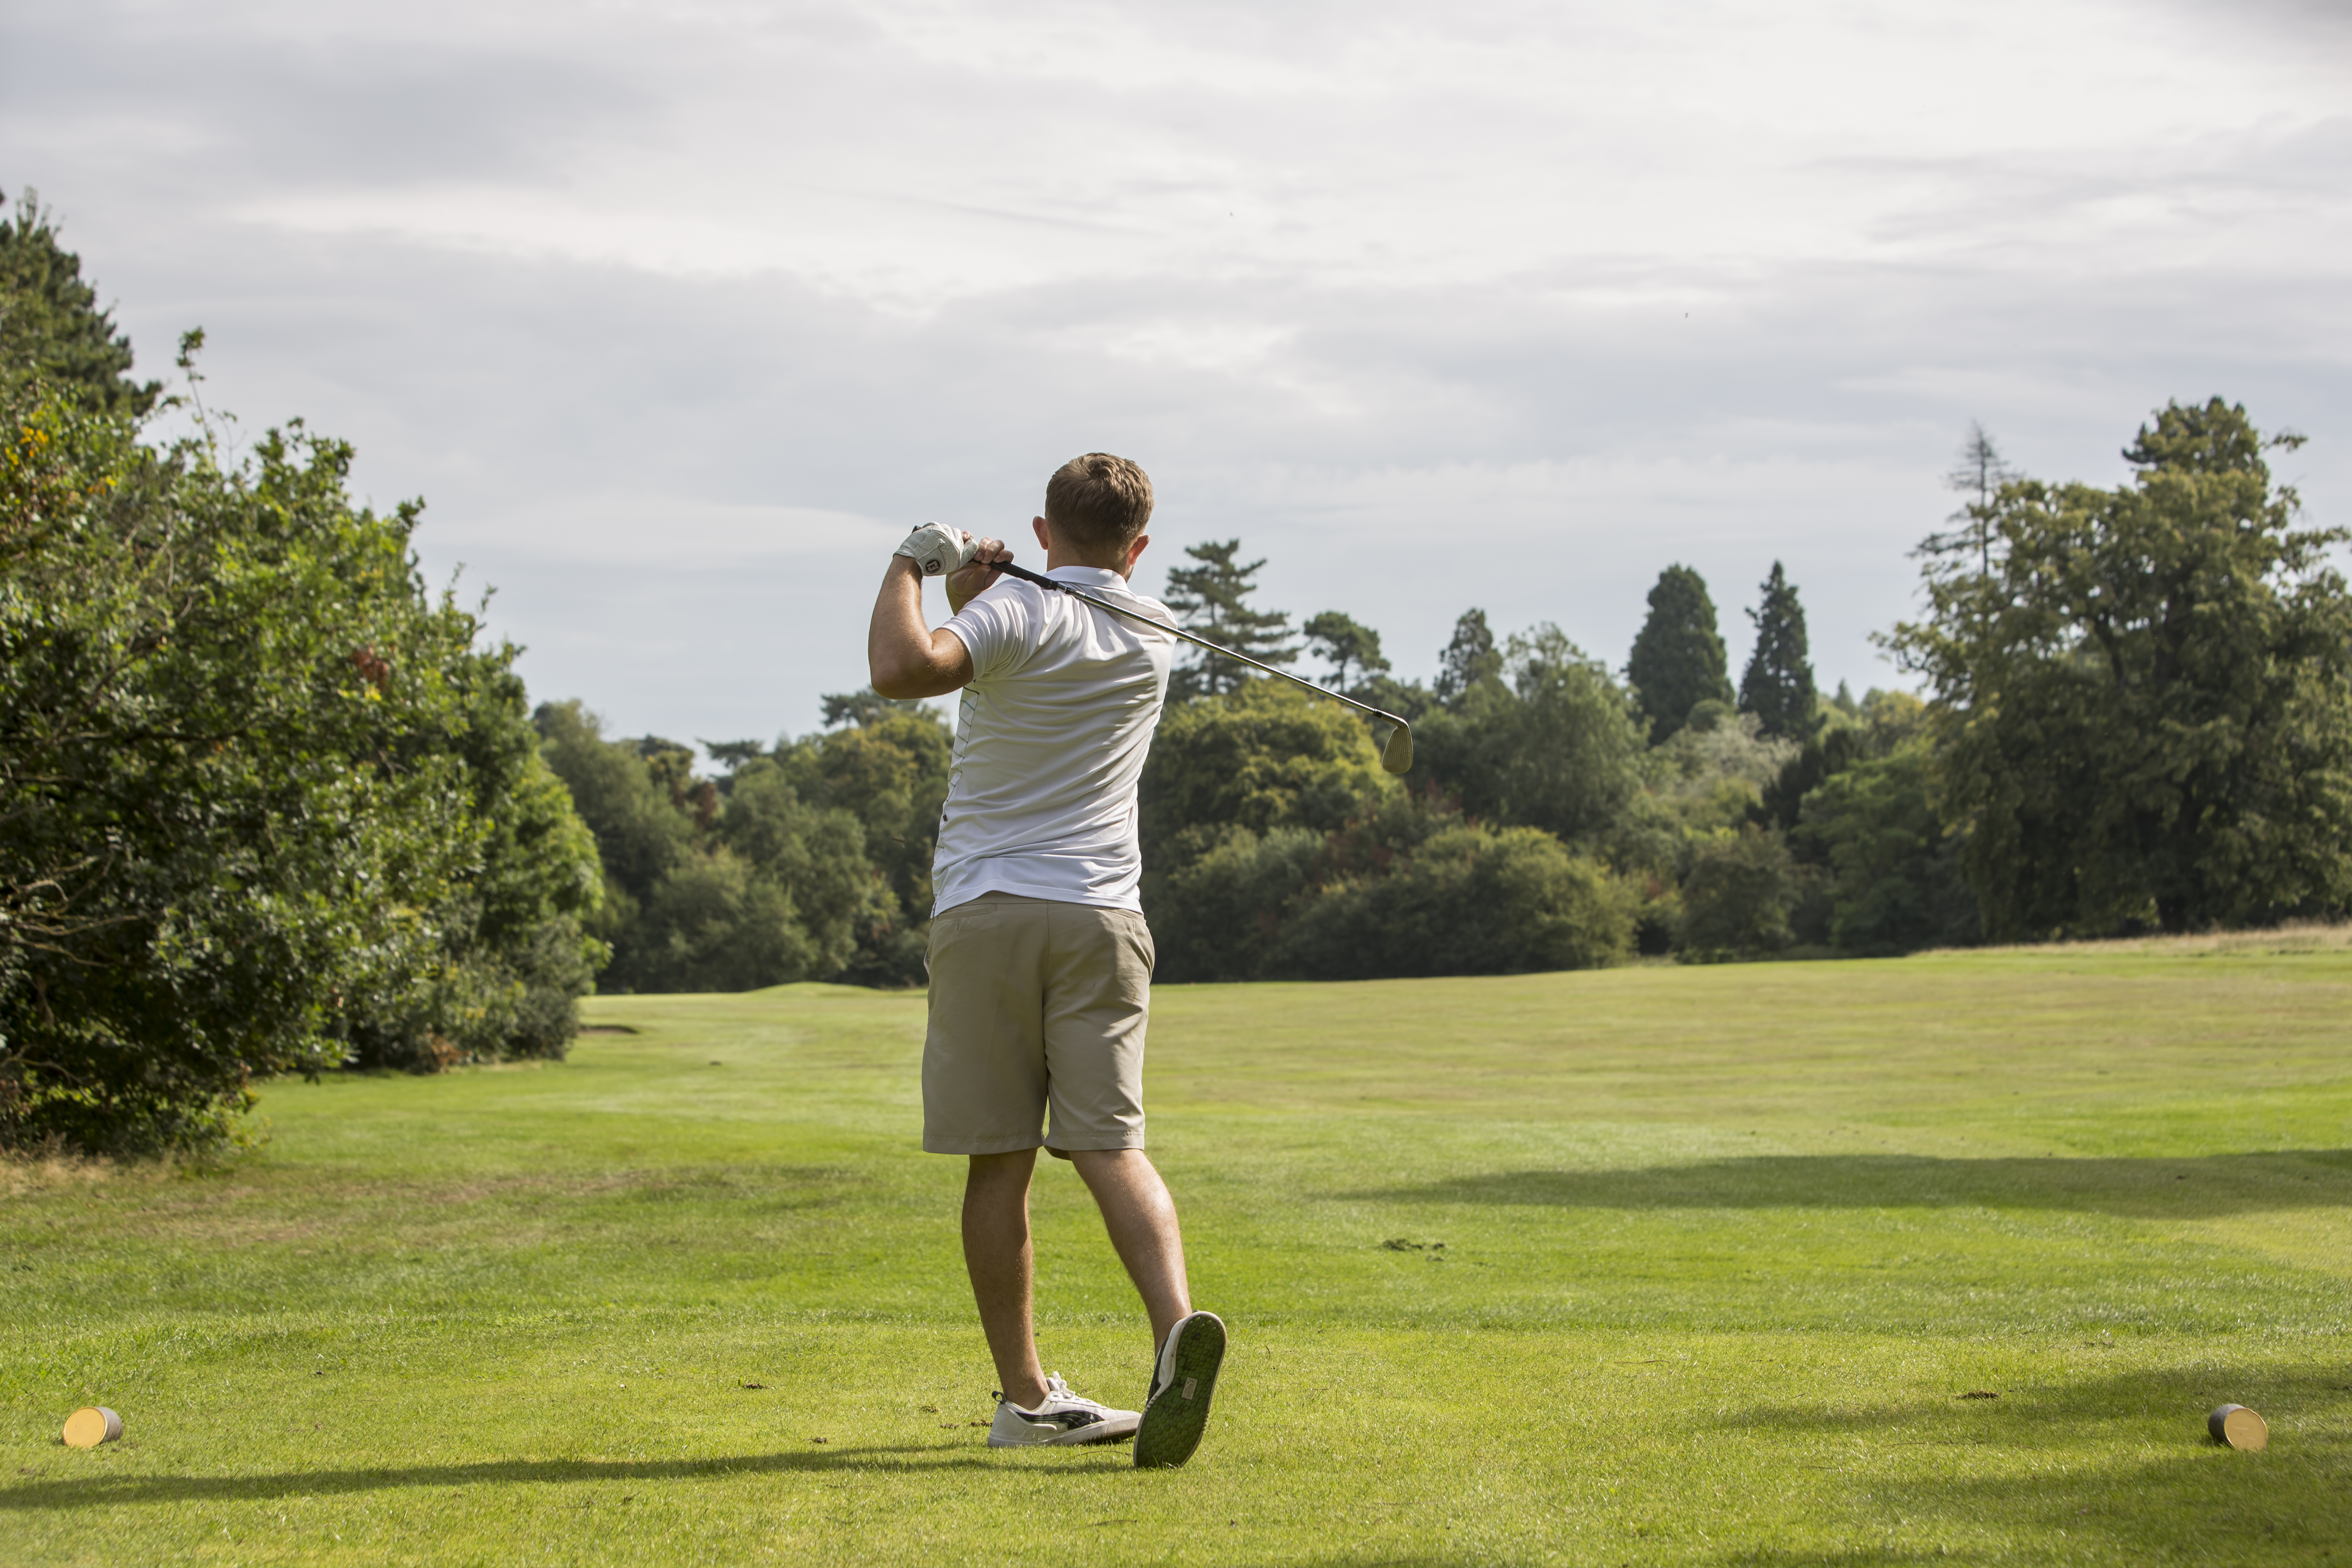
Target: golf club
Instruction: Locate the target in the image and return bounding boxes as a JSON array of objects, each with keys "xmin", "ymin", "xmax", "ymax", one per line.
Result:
[{"xmin": 982, "ymin": 557, "xmax": 1414, "ymax": 775}]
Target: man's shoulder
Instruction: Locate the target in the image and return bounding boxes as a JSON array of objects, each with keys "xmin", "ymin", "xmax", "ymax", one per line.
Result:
[{"xmin": 951, "ymin": 577, "xmax": 1047, "ymax": 639}]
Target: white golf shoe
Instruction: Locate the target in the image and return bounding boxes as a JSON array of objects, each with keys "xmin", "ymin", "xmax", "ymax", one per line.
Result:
[{"xmin": 987, "ymin": 1373, "xmax": 1140, "ymax": 1448}]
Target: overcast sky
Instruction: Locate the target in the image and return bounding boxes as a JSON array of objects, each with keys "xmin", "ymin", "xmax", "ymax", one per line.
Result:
[{"xmin": 7, "ymin": 0, "xmax": 2348, "ymax": 745}]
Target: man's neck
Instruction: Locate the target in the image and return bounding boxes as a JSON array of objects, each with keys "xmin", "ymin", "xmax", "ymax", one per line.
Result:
[{"xmin": 1043, "ymin": 551, "xmax": 1131, "ymax": 581}]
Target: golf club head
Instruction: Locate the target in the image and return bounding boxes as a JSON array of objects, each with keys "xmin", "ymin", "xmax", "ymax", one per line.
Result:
[{"xmin": 1380, "ymin": 722, "xmax": 1414, "ymax": 775}]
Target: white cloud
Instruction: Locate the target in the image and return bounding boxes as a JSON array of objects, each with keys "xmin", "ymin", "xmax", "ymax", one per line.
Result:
[{"xmin": 3, "ymin": 0, "xmax": 2347, "ymax": 740}]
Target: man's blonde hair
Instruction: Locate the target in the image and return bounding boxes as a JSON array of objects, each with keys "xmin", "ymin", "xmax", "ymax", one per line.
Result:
[{"xmin": 1045, "ymin": 453, "xmax": 1154, "ymax": 561}]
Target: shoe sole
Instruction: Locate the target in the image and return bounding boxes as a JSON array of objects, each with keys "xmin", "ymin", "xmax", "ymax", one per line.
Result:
[
  {"xmin": 1134, "ymin": 1312, "xmax": 1225, "ymax": 1470},
  {"xmin": 988, "ymin": 1424, "xmax": 1137, "ymax": 1449}
]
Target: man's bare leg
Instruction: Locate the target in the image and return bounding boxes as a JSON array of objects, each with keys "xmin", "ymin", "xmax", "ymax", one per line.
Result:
[
  {"xmin": 1068, "ymin": 1149, "xmax": 1192, "ymax": 1348},
  {"xmin": 963, "ymin": 1149, "xmax": 1049, "ymax": 1408}
]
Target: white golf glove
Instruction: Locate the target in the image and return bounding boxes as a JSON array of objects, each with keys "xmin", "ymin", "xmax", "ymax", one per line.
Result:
[{"xmin": 894, "ymin": 521, "xmax": 980, "ymax": 577}]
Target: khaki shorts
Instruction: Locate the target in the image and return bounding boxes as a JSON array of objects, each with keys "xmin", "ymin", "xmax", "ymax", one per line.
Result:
[{"xmin": 922, "ymin": 892, "xmax": 1155, "ymax": 1156}]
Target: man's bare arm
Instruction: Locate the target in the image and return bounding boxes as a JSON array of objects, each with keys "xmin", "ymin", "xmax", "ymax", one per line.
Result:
[{"xmin": 867, "ymin": 535, "xmax": 1012, "ymax": 699}]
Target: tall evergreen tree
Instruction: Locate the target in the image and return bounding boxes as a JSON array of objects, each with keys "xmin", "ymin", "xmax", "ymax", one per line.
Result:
[
  {"xmin": 1626, "ymin": 564, "xmax": 1733, "ymax": 740},
  {"xmin": 1739, "ymin": 561, "xmax": 1817, "ymax": 739},
  {"xmin": 1162, "ymin": 539, "xmax": 1296, "ymax": 700},
  {"xmin": 1923, "ymin": 421, "xmax": 2020, "ymax": 577},
  {"xmin": 0, "ymin": 189, "xmax": 158, "ymax": 416},
  {"xmin": 1433, "ymin": 608, "xmax": 1502, "ymax": 708}
]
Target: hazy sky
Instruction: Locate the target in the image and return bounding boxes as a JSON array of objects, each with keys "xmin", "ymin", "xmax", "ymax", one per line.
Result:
[{"xmin": 7, "ymin": 0, "xmax": 2348, "ymax": 744}]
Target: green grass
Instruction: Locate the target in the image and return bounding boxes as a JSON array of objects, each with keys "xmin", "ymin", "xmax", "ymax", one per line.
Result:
[{"xmin": 6, "ymin": 930, "xmax": 2351, "ymax": 1565}]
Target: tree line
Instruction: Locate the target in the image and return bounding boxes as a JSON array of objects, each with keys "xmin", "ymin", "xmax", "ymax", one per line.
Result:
[
  {"xmin": 8, "ymin": 187, "xmax": 2349, "ymax": 1154},
  {"xmin": 557, "ymin": 392, "xmax": 2351, "ymax": 987}
]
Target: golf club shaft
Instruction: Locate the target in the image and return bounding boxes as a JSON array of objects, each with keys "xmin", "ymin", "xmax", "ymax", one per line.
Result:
[{"xmin": 980, "ymin": 558, "xmax": 1411, "ymax": 733}]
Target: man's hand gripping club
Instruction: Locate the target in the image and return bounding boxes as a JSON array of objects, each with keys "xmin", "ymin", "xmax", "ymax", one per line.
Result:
[{"xmin": 869, "ymin": 523, "xmax": 1013, "ymax": 699}]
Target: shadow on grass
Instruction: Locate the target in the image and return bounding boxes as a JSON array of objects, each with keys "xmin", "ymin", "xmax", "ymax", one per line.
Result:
[
  {"xmin": 1711, "ymin": 1362, "xmax": 2352, "ymax": 1562},
  {"xmin": 1288, "ymin": 1363, "xmax": 2352, "ymax": 1567},
  {"xmin": 0, "ymin": 1442, "xmax": 1090, "ymax": 1510},
  {"xmin": 1361, "ymin": 1150, "xmax": 2352, "ymax": 1218},
  {"xmin": 1713, "ymin": 1359, "xmax": 2352, "ymax": 1436}
]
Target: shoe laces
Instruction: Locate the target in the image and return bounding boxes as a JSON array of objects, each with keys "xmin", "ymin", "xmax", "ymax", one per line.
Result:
[{"xmin": 1038, "ymin": 1372, "xmax": 1099, "ymax": 1411}]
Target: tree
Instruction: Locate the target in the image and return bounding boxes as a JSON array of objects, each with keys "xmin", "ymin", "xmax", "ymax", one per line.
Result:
[
  {"xmin": 1161, "ymin": 539, "xmax": 1296, "ymax": 700},
  {"xmin": 0, "ymin": 190, "xmax": 158, "ymax": 416},
  {"xmin": 1627, "ymin": 565, "xmax": 1733, "ymax": 741},
  {"xmin": 339, "ymin": 643, "xmax": 608, "ymax": 1073},
  {"xmin": 1888, "ymin": 397, "xmax": 2352, "ymax": 938},
  {"xmin": 1677, "ymin": 827, "xmax": 1810, "ymax": 960},
  {"xmin": 536, "ymin": 701, "xmax": 693, "ymax": 928},
  {"xmin": 1136, "ymin": 679, "xmax": 1394, "ymax": 875},
  {"xmin": 1752, "ymin": 726, "xmax": 1864, "ymax": 833},
  {"xmin": 1738, "ymin": 561, "xmax": 1818, "ymax": 739},
  {"xmin": 1, "ymin": 373, "xmax": 602, "ymax": 1151},
  {"xmin": 1793, "ymin": 742, "xmax": 1976, "ymax": 956},
  {"xmin": 776, "ymin": 702, "xmax": 953, "ymax": 985},
  {"xmin": 538, "ymin": 703, "xmax": 884, "ymax": 993},
  {"xmin": 1925, "ymin": 421, "xmax": 2020, "ymax": 578},
  {"xmin": 818, "ymin": 687, "xmax": 931, "ymax": 729},
  {"xmin": 1432, "ymin": 609, "xmax": 1503, "ymax": 708},
  {"xmin": 1301, "ymin": 610, "xmax": 1390, "ymax": 692},
  {"xmin": 1418, "ymin": 626, "xmax": 1649, "ymax": 845}
]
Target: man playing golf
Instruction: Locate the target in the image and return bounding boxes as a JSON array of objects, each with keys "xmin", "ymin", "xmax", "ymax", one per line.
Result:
[{"xmin": 866, "ymin": 452, "xmax": 1225, "ymax": 1469}]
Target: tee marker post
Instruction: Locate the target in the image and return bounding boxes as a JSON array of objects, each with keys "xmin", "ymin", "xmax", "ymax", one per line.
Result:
[
  {"xmin": 2208, "ymin": 1404, "xmax": 2268, "ymax": 1450},
  {"xmin": 62, "ymin": 1407, "xmax": 122, "ymax": 1448}
]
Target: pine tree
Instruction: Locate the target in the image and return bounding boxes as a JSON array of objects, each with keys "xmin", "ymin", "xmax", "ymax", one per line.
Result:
[
  {"xmin": 1301, "ymin": 610, "xmax": 1390, "ymax": 692},
  {"xmin": 1738, "ymin": 561, "xmax": 1817, "ymax": 739},
  {"xmin": 0, "ymin": 189, "xmax": 159, "ymax": 416},
  {"xmin": 1161, "ymin": 539, "xmax": 1296, "ymax": 700},
  {"xmin": 1626, "ymin": 564, "xmax": 1733, "ymax": 741},
  {"xmin": 1922, "ymin": 421, "xmax": 2019, "ymax": 577},
  {"xmin": 1433, "ymin": 609, "xmax": 1502, "ymax": 708}
]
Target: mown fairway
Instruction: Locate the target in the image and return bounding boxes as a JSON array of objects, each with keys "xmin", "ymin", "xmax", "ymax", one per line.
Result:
[{"xmin": 5, "ymin": 933, "xmax": 2350, "ymax": 1566}]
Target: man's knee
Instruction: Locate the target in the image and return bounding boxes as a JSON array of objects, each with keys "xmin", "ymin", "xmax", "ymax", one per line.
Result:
[
  {"xmin": 1067, "ymin": 1147, "xmax": 1153, "ymax": 1184},
  {"xmin": 965, "ymin": 1148, "xmax": 1038, "ymax": 1196}
]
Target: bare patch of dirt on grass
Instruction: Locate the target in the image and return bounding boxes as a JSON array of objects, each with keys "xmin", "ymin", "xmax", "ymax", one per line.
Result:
[
  {"xmin": 0, "ymin": 1153, "xmax": 119, "ymax": 1199},
  {"xmin": 0, "ymin": 1144, "xmax": 258, "ymax": 1199}
]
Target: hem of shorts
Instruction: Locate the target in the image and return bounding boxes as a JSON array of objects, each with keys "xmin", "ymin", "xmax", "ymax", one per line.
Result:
[{"xmin": 924, "ymin": 1135, "xmax": 1146, "ymax": 1155}]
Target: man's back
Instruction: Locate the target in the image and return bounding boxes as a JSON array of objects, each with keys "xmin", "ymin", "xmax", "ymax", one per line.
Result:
[{"xmin": 933, "ymin": 566, "xmax": 1172, "ymax": 914}]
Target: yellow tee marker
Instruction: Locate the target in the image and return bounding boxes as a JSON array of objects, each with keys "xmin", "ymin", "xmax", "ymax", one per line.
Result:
[
  {"xmin": 62, "ymin": 1407, "xmax": 122, "ymax": 1448},
  {"xmin": 2207, "ymin": 1404, "xmax": 2268, "ymax": 1451}
]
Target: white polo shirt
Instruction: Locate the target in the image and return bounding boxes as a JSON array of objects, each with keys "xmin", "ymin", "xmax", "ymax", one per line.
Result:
[{"xmin": 931, "ymin": 566, "xmax": 1174, "ymax": 915}]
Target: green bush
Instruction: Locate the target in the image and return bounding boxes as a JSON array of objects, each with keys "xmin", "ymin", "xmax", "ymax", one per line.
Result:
[
  {"xmin": 1676, "ymin": 826, "xmax": 1813, "ymax": 961},
  {"xmin": 0, "ymin": 385, "xmax": 603, "ymax": 1152},
  {"xmin": 1283, "ymin": 826, "xmax": 1634, "ymax": 980},
  {"xmin": 1150, "ymin": 827, "xmax": 1327, "ymax": 983},
  {"xmin": 1149, "ymin": 811, "xmax": 1633, "ymax": 983}
]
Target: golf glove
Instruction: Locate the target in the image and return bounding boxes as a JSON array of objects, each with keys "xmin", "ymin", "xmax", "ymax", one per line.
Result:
[{"xmin": 895, "ymin": 521, "xmax": 980, "ymax": 577}]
